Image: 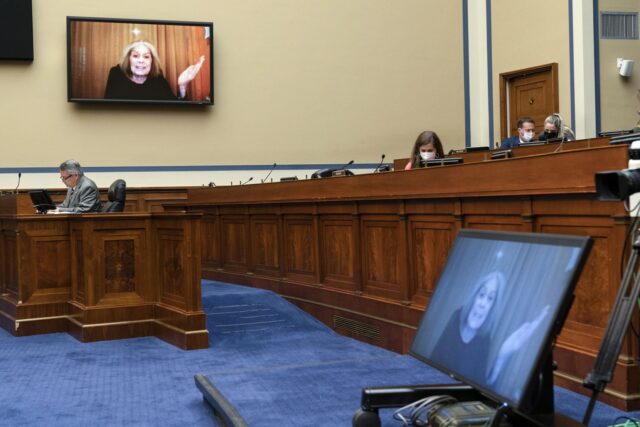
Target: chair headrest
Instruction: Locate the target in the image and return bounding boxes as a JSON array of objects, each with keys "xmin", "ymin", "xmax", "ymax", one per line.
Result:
[{"xmin": 108, "ymin": 179, "xmax": 126, "ymax": 202}]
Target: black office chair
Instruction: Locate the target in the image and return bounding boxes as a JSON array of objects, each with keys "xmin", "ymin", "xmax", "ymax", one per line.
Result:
[{"xmin": 101, "ymin": 179, "xmax": 126, "ymax": 213}]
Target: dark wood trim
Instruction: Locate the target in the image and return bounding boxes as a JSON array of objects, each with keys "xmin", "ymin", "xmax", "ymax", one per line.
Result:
[
  {"xmin": 499, "ymin": 62, "xmax": 559, "ymax": 140},
  {"xmin": 184, "ymin": 141, "xmax": 640, "ymax": 409},
  {"xmin": 0, "ymin": 205, "xmax": 207, "ymax": 350}
]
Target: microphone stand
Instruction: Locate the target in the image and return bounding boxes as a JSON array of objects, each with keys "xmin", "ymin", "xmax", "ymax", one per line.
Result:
[
  {"xmin": 261, "ymin": 163, "xmax": 277, "ymax": 183},
  {"xmin": 240, "ymin": 177, "xmax": 253, "ymax": 185},
  {"xmin": 373, "ymin": 155, "xmax": 386, "ymax": 173},
  {"xmin": 14, "ymin": 172, "xmax": 21, "ymax": 194},
  {"xmin": 339, "ymin": 160, "xmax": 354, "ymax": 170}
]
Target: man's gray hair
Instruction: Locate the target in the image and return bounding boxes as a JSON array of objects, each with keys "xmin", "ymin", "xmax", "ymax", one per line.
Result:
[{"xmin": 59, "ymin": 159, "xmax": 84, "ymax": 176}]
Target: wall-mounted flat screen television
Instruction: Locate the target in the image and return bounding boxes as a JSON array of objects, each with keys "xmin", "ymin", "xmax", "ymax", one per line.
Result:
[
  {"xmin": 67, "ymin": 16, "xmax": 213, "ymax": 105},
  {"xmin": 0, "ymin": 0, "xmax": 33, "ymax": 60},
  {"xmin": 410, "ymin": 229, "xmax": 591, "ymax": 417}
]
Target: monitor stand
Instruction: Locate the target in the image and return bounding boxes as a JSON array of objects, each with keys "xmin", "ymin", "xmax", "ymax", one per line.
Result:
[{"xmin": 352, "ymin": 355, "xmax": 584, "ymax": 427}]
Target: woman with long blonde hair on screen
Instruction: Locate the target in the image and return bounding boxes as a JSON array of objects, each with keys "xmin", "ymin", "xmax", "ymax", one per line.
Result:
[{"xmin": 104, "ymin": 40, "xmax": 205, "ymax": 101}]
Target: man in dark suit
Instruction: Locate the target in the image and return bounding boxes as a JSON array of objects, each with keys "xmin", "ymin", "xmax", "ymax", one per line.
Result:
[
  {"xmin": 51, "ymin": 160, "xmax": 101, "ymax": 213},
  {"xmin": 500, "ymin": 116, "xmax": 536, "ymax": 149}
]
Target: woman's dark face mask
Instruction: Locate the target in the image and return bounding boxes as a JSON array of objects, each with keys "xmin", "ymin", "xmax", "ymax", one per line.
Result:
[{"xmin": 542, "ymin": 130, "xmax": 558, "ymax": 140}]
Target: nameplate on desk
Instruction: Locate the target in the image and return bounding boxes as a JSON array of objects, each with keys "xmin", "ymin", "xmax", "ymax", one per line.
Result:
[
  {"xmin": 490, "ymin": 150, "xmax": 513, "ymax": 160},
  {"xmin": 422, "ymin": 157, "xmax": 464, "ymax": 167},
  {"xmin": 331, "ymin": 170, "xmax": 350, "ymax": 177}
]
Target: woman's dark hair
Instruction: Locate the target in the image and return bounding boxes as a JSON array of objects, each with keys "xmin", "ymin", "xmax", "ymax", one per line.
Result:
[{"xmin": 409, "ymin": 131, "xmax": 445, "ymax": 168}]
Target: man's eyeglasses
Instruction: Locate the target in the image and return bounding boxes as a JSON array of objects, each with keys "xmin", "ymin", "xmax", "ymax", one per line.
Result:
[{"xmin": 60, "ymin": 174, "xmax": 75, "ymax": 182}]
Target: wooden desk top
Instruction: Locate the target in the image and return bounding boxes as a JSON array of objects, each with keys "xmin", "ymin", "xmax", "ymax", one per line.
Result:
[
  {"xmin": 393, "ymin": 137, "xmax": 611, "ymax": 170},
  {"xmin": 188, "ymin": 143, "xmax": 628, "ymax": 205}
]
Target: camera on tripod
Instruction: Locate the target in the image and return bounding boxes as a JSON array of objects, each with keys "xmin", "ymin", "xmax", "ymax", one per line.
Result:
[{"xmin": 595, "ymin": 141, "xmax": 640, "ymax": 204}]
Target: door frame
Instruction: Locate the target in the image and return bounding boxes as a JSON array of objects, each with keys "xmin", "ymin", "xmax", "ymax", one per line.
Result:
[{"xmin": 499, "ymin": 63, "xmax": 559, "ymax": 140}]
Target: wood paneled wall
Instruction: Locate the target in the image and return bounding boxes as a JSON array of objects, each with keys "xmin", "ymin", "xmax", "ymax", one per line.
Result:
[
  {"xmin": 0, "ymin": 197, "xmax": 206, "ymax": 350},
  {"xmin": 184, "ymin": 141, "xmax": 640, "ymax": 410},
  {"xmin": 43, "ymin": 186, "xmax": 189, "ymax": 213}
]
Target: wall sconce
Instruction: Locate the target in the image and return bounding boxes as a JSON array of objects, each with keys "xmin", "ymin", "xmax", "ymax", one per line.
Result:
[{"xmin": 617, "ymin": 57, "xmax": 634, "ymax": 77}]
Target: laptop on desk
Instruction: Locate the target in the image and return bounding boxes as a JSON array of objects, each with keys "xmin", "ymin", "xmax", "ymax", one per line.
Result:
[{"xmin": 28, "ymin": 189, "xmax": 56, "ymax": 213}]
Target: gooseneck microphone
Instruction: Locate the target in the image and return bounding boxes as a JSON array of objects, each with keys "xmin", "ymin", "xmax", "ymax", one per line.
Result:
[
  {"xmin": 15, "ymin": 172, "xmax": 21, "ymax": 194},
  {"xmin": 240, "ymin": 177, "xmax": 253, "ymax": 185},
  {"xmin": 262, "ymin": 163, "xmax": 277, "ymax": 183},
  {"xmin": 373, "ymin": 154, "xmax": 386, "ymax": 173},
  {"xmin": 341, "ymin": 160, "xmax": 354, "ymax": 169},
  {"xmin": 311, "ymin": 160, "xmax": 354, "ymax": 179}
]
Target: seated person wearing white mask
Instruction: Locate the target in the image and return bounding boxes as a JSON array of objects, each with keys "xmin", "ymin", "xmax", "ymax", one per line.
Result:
[
  {"xmin": 499, "ymin": 116, "xmax": 536, "ymax": 149},
  {"xmin": 404, "ymin": 130, "xmax": 445, "ymax": 170}
]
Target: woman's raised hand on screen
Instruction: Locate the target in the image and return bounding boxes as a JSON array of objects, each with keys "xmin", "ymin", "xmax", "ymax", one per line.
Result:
[
  {"xmin": 499, "ymin": 305, "xmax": 550, "ymax": 358},
  {"xmin": 487, "ymin": 305, "xmax": 551, "ymax": 384},
  {"xmin": 177, "ymin": 55, "xmax": 206, "ymax": 98}
]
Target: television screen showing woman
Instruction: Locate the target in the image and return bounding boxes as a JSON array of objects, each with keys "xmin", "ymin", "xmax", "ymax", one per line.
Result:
[
  {"xmin": 67, "ymin": 17, "xmax": 213, "ymax": 105},
  {"xmin": 409, "ymin": 229, "xmax": 591, "ymax": 411}
]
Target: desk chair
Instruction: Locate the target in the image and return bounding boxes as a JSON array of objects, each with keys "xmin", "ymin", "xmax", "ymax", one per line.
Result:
[{"xmin": 101, "ymin": 179, "xmax": 126, "ymax": 212}]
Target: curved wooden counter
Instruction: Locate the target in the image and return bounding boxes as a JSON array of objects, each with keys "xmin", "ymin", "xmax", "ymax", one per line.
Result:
[
  {"xmin": 181, "ymin": 140, "xmax": 640, "ymax": 409},
  {"xmin": 0, "ymin": 203, "xmax": 207, "ymax": 350}
]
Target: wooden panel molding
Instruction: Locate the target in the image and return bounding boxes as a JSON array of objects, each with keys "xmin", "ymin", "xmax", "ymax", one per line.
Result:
[
  {"xmin": 408, "ymin": 218, "xmax": 456, "ymax": 306},
  {"xmin": 181, "ymin": 140, "xmax": 640, "ymax": 409},
  {"xmin": 361, "ymin": 217, "xmax": 407, "ymax": 300},
  {"xmin": 284, "ymin": 216, "xmax": 318, "ymax": 284},
  {"xmin": 201, "ymin": 214, "xmax": 220, "ymax": 270},
  {"xmin": 250, "ymin": 216, "xmax": 281, "ymax": 277},
  {"xmin": 221, "ymin": 216, "xmax": 249, "ymax": 272},
  {"xmin": 0, "ymin": 206, "xmax": 207, "ymax": 351},
  {"xmin": 320, "ymin": 216, "xmax": 359, "ymax": 292},
  {"xmin": 157, "ymin": 228, "xmax": 187, "ymax": 307}
]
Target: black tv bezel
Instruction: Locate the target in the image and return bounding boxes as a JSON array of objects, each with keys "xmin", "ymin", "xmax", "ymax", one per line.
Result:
[
  {"xmin": 0, "ymin": 0, "xmax": 33, "ymax": 61},
  {"xmin": 408, "ymin": 229, "xmax": 592, "ymax": 414},
  {"xmin": 66, "ymin": 16, "xmax": 214, "ymax": 106}
]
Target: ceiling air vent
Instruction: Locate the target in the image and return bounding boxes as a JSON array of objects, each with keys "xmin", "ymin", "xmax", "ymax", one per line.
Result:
[{"xmin": 601, "ymin": 12, "xmax": 638, "ymax": 40}]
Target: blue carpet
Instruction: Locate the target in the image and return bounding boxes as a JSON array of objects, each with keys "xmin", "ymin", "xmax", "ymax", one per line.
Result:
[
  {"xmin": 199, "ymin": 282, "xmax": 640, "ymax": 427},
  {"xmin": 0, "ymin": 280, "xmax": 638, "ymax": 426}
]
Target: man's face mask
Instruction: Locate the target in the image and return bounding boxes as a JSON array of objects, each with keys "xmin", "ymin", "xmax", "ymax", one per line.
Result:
[{"xmin": 522, "ymin": 131, "xmax": 534, "ymax": 142}]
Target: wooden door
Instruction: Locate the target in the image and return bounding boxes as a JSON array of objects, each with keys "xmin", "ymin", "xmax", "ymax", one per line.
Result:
[{"xmin": 500, "ymin": 63, "xmax": 558, "ymax": 140}]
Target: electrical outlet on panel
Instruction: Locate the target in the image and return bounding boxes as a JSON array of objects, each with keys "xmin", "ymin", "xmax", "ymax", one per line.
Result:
[{"xmin": 629, "ymin": 142, "xmax": 640, "ymax": 217}]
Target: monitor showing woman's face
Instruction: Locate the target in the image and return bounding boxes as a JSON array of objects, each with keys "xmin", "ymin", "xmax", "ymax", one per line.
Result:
[
  {"xmin": 68, "ymin": 17, "xmax": 214, "ymax": 105},
  {"xmin": 468, "ymin": 279, "xmax": 497, "ymax": 330},
  {"xmin": 409, "ymin": 229, "xmax": 592, "ymax": 411},
  {"xmin": 129, "ymin": 44, "xmax": 152, "ymax": 79}
]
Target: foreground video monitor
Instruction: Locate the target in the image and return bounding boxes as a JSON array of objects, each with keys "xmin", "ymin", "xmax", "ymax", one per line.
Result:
[
  {"xmin": 67, "ymin": 16, "xmax": 213, "ymax": 105},
  {"xmin": 410, "ymin": 229, "xmax": 591, "ymax": 412}
]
